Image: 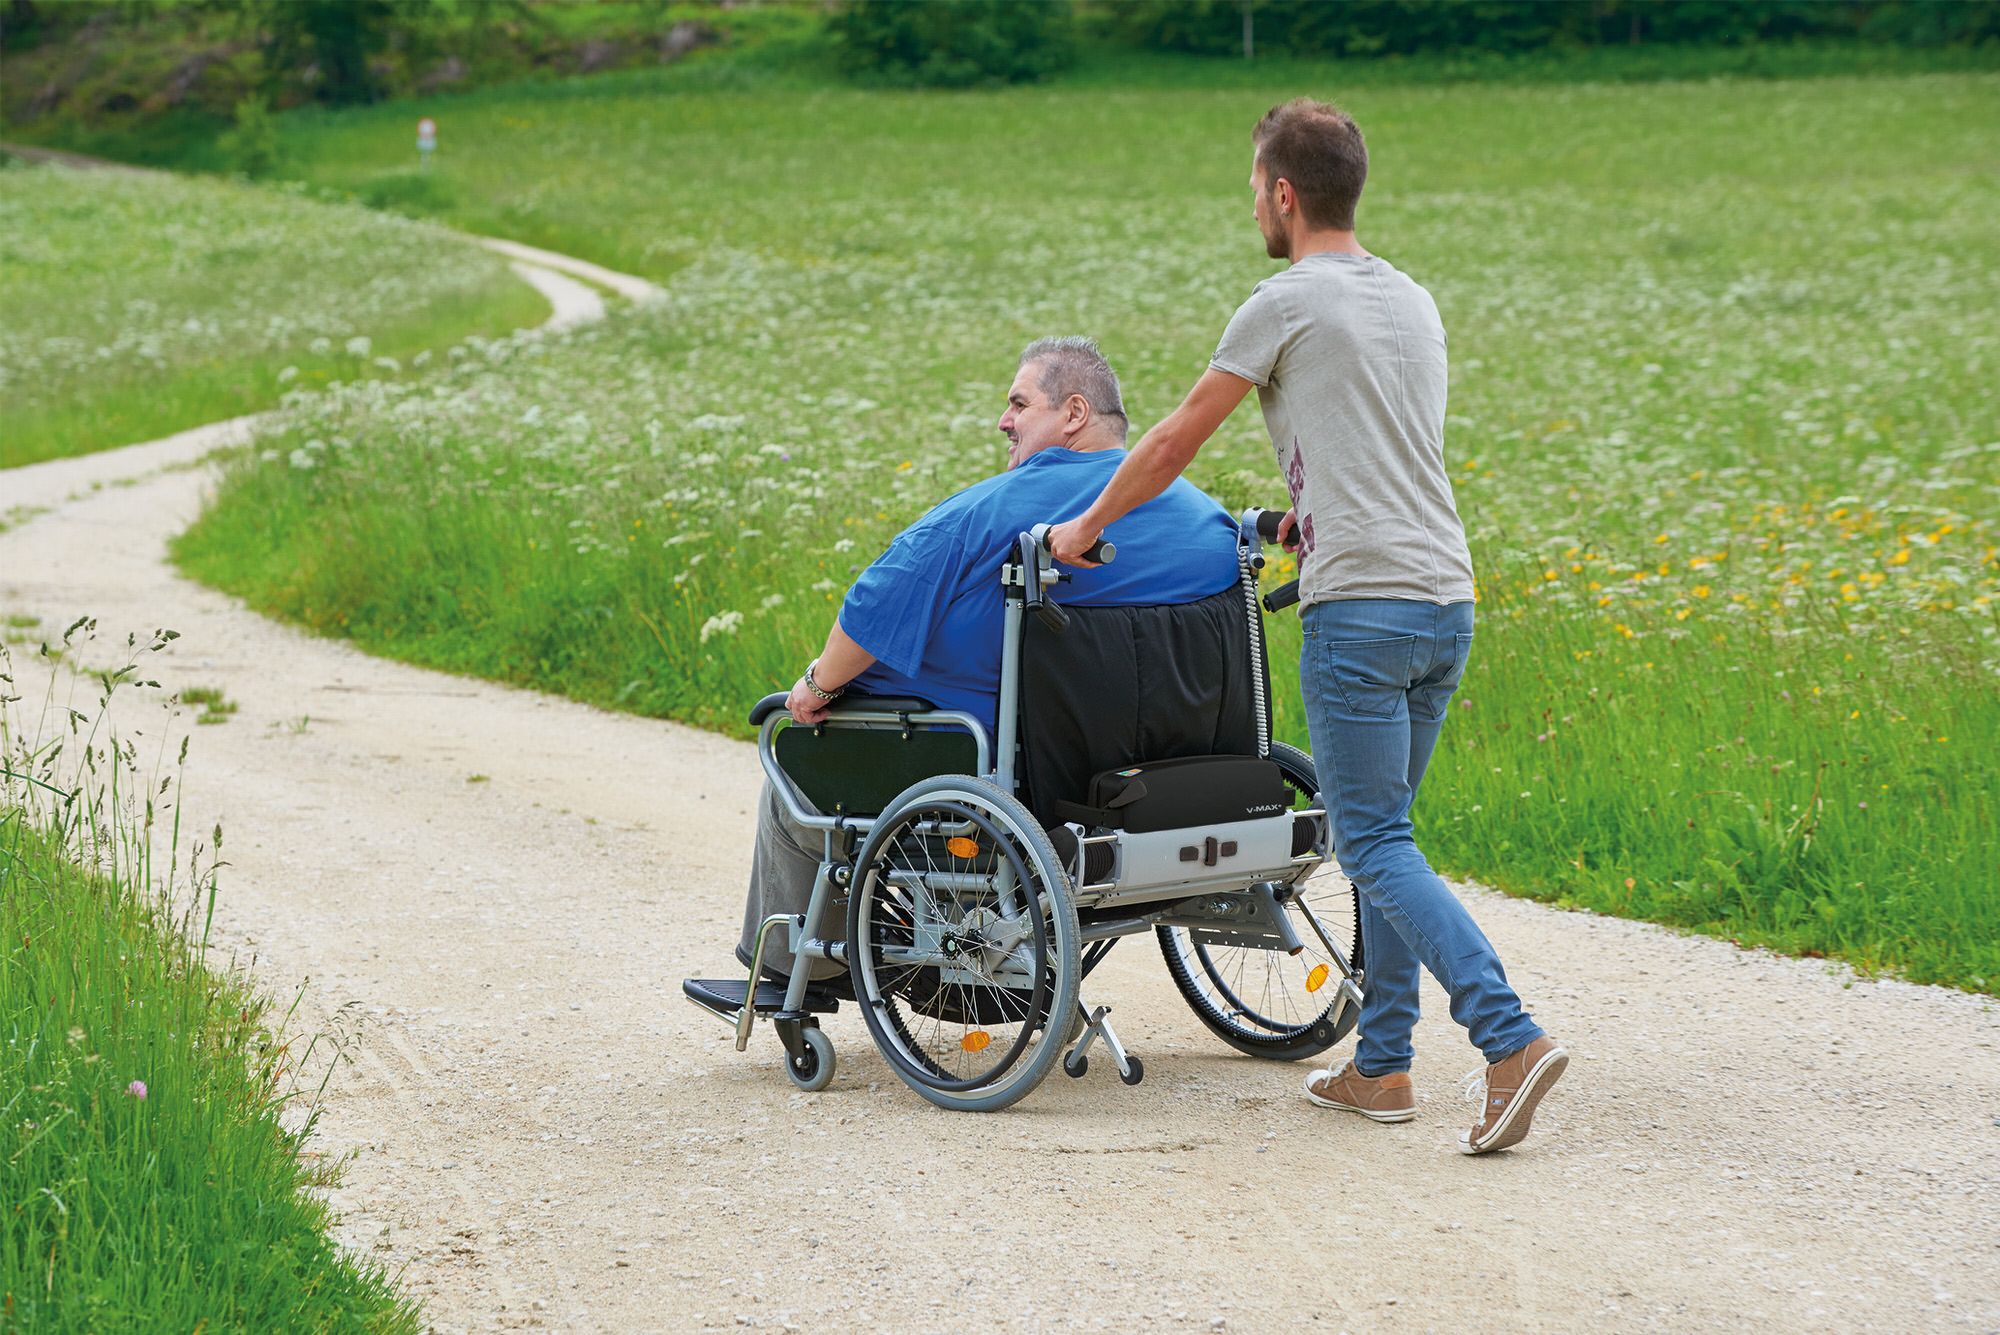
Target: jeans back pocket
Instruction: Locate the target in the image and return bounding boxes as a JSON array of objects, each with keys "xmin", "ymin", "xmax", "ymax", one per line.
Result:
[{"xmin": 1324, "ymin": 634, "xmax": 1418, "ymax": 719}]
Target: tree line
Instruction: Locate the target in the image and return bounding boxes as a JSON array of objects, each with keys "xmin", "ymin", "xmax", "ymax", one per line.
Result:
[{"xmin": 836, "ymin": 0, "xmax": 2000, "ymax": 86}]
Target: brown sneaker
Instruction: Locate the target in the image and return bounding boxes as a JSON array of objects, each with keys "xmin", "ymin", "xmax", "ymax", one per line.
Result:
[
  {"xmin": 1303, "ymin": 1059, "xmax": 1417, "ymax": 1122},
  {"xmin": 1458, "ymin": 1035, "xmax": 1568, "ymax": 1155}
]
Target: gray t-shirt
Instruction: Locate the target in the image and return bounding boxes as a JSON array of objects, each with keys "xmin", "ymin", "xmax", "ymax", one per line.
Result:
[{"xmin": 1211, "ymin": 253, "xmax": 1474, "ymax": 606}]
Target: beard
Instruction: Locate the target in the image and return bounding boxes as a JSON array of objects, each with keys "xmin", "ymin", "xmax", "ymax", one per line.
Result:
[{"xmin": 1258, "ymin": 188, "xmax": 1287, "ymax": 259}]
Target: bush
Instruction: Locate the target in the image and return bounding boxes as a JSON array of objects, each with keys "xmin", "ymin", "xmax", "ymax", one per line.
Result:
[
  {"xmin": 831, "ymin": 0, "xmax": 1075, "ymax": 88},
  {"xmin": 218, "ymin": 94, "xmax": 283, "ymax": 178},
  {"xmin": 354, "ymin": 167, "xmax": 458, "ymax": 216}
]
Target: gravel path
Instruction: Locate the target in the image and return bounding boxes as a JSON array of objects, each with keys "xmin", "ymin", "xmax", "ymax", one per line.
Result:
[{"xmin": 3, "ymin": 251, "xmax": 1995, "ymax": 1334}]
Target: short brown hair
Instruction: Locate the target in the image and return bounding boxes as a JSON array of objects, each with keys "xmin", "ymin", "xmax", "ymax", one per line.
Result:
[{"xmin": 1253, "ymin": 98, "xmax": 1368, "ymax": 231}]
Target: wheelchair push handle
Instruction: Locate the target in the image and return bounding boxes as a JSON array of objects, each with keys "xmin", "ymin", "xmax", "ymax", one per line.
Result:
[
  {"xmin": 1030, "ymin": 523, "xmax": 1115, "ymax": 567},
  {"xmin": 1263, "ymin": 579, "xmax": 1302, "ymax": 613},
  {"xmin": 1244, "ymin": 506, "xmax": 1299, "ymax": 550},
  {"xmin": 1240, "ymin": 506, "xmax": 1301, "ymax": 613}
]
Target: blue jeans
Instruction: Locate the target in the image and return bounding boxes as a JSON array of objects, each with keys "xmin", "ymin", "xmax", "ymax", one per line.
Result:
[{"xmin": 1299, "ymin": 598, "xmax": 1542, "ymax": 1072}]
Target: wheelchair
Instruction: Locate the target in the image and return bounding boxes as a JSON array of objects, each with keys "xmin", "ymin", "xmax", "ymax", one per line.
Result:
[{"xmin": 683, "ymin": 509, "xmax": 1365, "ymax": 1111}]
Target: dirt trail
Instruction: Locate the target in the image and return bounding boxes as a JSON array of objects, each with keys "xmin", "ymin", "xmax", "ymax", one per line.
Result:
[{"xmin": 3, "ymin": 252, "xmax": 1996, "ymax": 1335}]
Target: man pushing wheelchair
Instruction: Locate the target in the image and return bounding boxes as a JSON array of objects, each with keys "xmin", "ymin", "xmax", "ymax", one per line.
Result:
[{"xmin": 693, "ymin": 99, "xmax": 1565, "ymax": 1147}]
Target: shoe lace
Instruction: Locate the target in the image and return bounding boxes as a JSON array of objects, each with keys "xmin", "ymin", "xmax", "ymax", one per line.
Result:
[
  {"xmin": 1313, "ymin": 1058, "xmax": 1354, "ymax": 1090},
  {"xmin": 1459, "ymin": 1067, "xmax": 1490, "ymax": 1106}
]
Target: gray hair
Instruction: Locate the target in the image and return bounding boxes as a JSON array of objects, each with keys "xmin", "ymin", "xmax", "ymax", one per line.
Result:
[{"xmin": 1018, "ymin": 336, "xmax": 1128, "ymax": 442}]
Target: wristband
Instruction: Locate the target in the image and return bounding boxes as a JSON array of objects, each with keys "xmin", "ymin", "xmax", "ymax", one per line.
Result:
[{"xmin": 803, "ymin": 659, "xmax": 843, "ymax": 703}]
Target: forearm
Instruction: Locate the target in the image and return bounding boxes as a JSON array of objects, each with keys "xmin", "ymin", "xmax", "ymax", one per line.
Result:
[{"xmin": 812, "ymin": 619, "xmax": 876, "ymax": 692}]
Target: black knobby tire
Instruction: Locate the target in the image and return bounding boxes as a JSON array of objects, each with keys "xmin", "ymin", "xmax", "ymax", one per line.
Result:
[
  {"xmin": 1157, "ymin": 741, "xmax": 1362, "ymax": 1061},
  {"xmin": 848, "ymin": 776, "xmax": 1080, "ymax": 1113}
]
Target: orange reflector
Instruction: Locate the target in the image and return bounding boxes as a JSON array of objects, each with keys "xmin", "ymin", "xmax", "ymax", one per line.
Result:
[
  {"xmin": 946, "ymin": 836, "xmax": 980, "ymax": 859},
  {"xmin": 961, "ymin": 1030, "xmax": 992, "ymax": 1053},
  {"xmin": 1306, "ymin": 963, "xmax": 1330, "ymax": 993}
]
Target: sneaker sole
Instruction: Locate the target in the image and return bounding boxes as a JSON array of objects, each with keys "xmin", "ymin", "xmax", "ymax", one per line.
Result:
[
  {"xmin": 1457, "ymin": 1047, "xmax": 1568, "ymax": 1155},
  {"xmin": 1302, "ymin": 1071, "xmax": 1417, "ymax": 1122}
]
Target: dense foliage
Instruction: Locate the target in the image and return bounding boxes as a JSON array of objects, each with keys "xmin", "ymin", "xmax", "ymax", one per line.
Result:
[
  {"xmin": 0, "ymin": 0, "xmax": 782, "ymax": 141},
  {"xmin": 1094, "ymin": 0, "xmax": 2000, "ymax": 59},
  {"xmin": 830, "ymin": 0, "xmax": 1074, "ymax": 87}
]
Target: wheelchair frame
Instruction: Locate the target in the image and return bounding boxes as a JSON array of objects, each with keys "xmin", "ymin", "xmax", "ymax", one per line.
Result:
[{"xmin": 684, "ymin": 509, "xmax": 1366, "ymax": 1110}]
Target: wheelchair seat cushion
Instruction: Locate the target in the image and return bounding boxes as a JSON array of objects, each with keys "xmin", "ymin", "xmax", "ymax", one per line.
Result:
[{"xmin": 1018, "ymin": 583, "xmax": 1266, "ymax": 828}]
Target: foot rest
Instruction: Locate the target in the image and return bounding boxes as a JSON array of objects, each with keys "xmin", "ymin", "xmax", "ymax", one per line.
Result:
[{"xmin": 682, "ymin": 977, "xmax": 842, "ymax": 1016}]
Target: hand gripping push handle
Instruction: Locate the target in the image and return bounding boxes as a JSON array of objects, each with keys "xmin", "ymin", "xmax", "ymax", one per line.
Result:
[
  {"xmin": 1242, "ymin": 507, "xmax": 1302, "ymax": 613},
  {"xmin": 1031, "ymin": 523, "xmax": 1115, "ymax": 568},
  {"xmin": 1019, "ymin": 524, "xmax": 1114, "ymax": 634}
]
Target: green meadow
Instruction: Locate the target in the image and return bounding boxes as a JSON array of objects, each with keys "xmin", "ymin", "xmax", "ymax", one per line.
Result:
[
  {"xmin": 0, "ymin": 160, "xmax": 545, "ymax": 467},
  {"xmin": 158, "ymin": 68, "xmax": 1999, "ymax": 991},
  {"xmin": 0, "ymin": 638, "xmax": 419, "ymax": 1331}
]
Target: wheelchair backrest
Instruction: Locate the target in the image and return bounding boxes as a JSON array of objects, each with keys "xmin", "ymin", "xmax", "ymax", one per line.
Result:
[{"xmin": 1016, "ymin": 582, "xmax": 1269, "ymax": 828}]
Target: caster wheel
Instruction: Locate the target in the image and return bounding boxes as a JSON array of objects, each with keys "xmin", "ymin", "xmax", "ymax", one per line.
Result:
[
  {"xmin": 785, "ymin": 1026, "xmax": 836, "ymax": 1093},
  {"xmin": 1118, "ymin": 1056, "xmax": 1145, "ymax": 1087},
  {"xmin": 1063, "ymin": 1052, "xmax": 1088, "ymax": 1079}
]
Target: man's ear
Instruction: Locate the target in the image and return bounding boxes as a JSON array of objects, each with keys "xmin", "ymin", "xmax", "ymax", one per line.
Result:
[{"xmin": 1063, "ymin": 394, "xmax": 1090, "ymax": 436}]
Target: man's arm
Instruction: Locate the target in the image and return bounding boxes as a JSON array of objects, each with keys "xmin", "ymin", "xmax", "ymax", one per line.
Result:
[
  {"xmin": 1048, "ymin": 368, "xmax": 1254, "ymax": 565},
  {"xmin": 785, "ymin": 619, "xmax": 877, "ymax": 725}
]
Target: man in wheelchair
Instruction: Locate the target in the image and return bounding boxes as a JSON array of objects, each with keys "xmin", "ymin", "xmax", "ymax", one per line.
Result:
[{"xmin": 734, "ymin": 336, "xmax": 1241, "ymax": 993}]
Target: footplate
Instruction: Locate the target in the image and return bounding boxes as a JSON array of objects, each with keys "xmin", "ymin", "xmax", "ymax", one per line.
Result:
[{"xmin": 682, "ymin": 977, "xmax": 842, "ymax": 1020}]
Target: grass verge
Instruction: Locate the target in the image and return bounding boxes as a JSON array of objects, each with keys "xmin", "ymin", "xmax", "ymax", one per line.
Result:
[{"xmin": 0, "ymin": 634, "xmax": 420, "ymax": 1331}]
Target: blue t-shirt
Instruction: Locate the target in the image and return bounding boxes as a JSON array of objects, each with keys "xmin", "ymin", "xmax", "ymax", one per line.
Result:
[{"xmin": 839, "ymin": 447, "xmax": 1241, "ymax": 737}]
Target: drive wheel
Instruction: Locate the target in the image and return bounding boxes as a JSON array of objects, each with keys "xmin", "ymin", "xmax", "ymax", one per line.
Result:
[
  {"xmin": 849, "ymin": 776, "xmax": 1080, "ymax": 1112},
  {"xmin": 1158, "ymin": 741, "xmax": 1362, "ymax": 1060}
]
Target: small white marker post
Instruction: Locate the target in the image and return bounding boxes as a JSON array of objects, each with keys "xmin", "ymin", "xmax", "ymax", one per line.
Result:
[{"xmin": 416, "ymin": 117, "xmax": 437, "ymax": 171}]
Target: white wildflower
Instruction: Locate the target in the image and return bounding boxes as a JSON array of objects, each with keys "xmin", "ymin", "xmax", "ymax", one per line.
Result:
[{"xmin": 698, "ymin": 610, "xmax": 744, "ymax": 643}]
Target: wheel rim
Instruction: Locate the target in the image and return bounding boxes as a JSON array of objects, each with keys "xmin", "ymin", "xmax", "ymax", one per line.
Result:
[{"xmin": 854, "ymin": 797, "xmax": 1061, "ymax": 1093}]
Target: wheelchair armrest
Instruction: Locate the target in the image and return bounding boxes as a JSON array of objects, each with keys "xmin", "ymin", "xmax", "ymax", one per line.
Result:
[{"xmin": 748, "ymin": 691, "xmax": 943, "ymax": 727}]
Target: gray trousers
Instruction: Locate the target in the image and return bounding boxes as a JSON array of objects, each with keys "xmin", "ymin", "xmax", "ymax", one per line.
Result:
[{"xmin": 736, "ymin": 780, "xmax": 848, "ymax": 982}]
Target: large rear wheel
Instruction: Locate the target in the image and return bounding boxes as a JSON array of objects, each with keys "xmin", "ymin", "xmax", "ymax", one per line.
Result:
[
  {"xmin": 849, "ymin": 776, "xmax": 1080, "ymax": 1112},
  {"xmin": 1158, "ymin": 742, "xmax": 1362, "ymax": 1060}
]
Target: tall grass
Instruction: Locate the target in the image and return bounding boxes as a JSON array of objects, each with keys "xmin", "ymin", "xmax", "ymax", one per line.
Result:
[
  {"xmin": 0, "ymin": 161, "xmax": 547, "ymax": 467},
  {"xmin": 172, "ymin": 71, "xmax": 1998, "ymax": 990},
  {"xmin": 0, "ymin": 628, "xmax": 419, "ymax": 1330}
]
